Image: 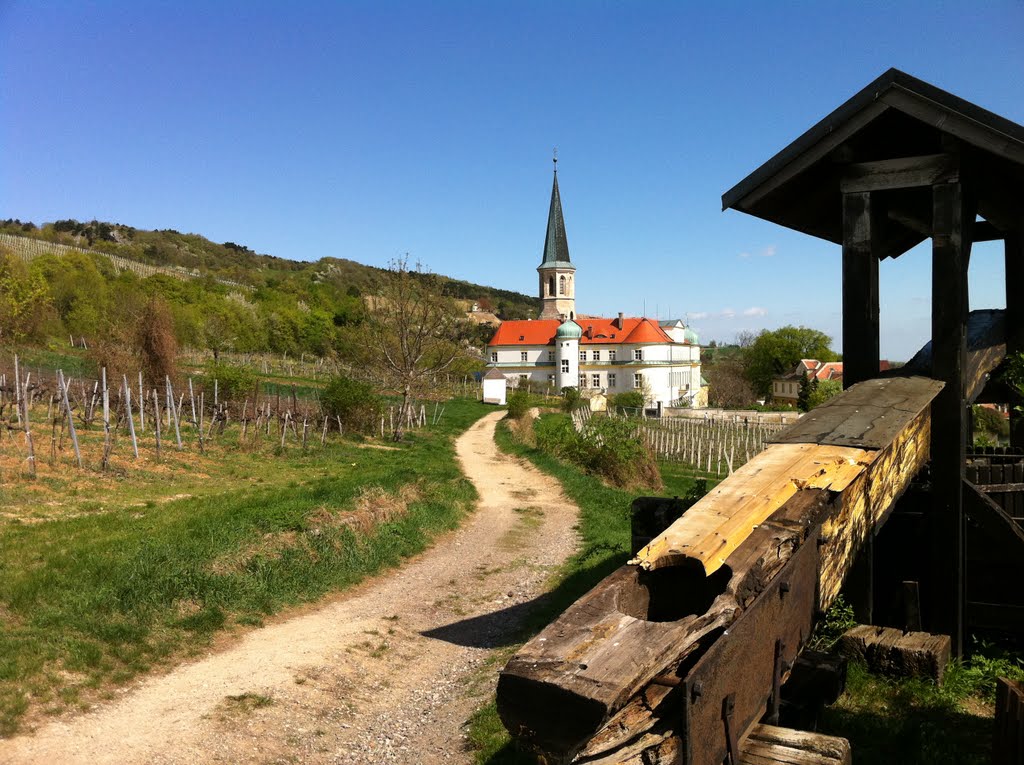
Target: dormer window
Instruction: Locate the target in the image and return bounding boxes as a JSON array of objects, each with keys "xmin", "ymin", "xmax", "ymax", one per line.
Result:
[{"xmin": 519, "ymin": 335, "xmax": 525, "ymax": 341}]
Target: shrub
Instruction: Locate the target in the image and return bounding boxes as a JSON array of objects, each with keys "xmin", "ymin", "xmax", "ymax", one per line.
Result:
[
  {"xmin": 204, "ymin": 363, "xmax": 257, "ymax": 403},
  {"xmin": 137, "ymin": 297, "xmax": 178, "ymax": 386},
  {"xmin": 506, "ymin": 390, "xmax": 531, "ymax": 420},
  {"xmin": 535, "ymin": 413, "xmax": 662, "ymax": 490},
  {"xmin": 320, "ymin": 375, "xmax": 383, "ymax": 435},
  {"xmin": 560, "ymin": 386, "xmax": 584, "ymax": 412},
  {"xmin": 610, "ymin": 391, "xmax": 644, "ymax": 411}
]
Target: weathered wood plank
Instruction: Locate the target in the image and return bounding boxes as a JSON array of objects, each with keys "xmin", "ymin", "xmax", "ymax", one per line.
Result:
[
  {"xmin": 771, "ymin": 376, "xmax": 942, "ymax": 448},
  {"xmin": 840, "ymin": 153, "xmax": 958, "ymax": 194},
  {"xmin": 837, "ymin": 625, "xmax": 951, "ymax": 683},
  {"xmin": 631, "ymin": 443, "xmax": 875, "ymax": 575},
  {"xmin": 740, "ymin": 725, "xmax": 851, "ymax": 765}
]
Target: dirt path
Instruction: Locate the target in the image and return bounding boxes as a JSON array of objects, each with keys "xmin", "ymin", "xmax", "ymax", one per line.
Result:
[{"xmin": 0, "ymin": 410, "xmax": 580, "ymax": 765}]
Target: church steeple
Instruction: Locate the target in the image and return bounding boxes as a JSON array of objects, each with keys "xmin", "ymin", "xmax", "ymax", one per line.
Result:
[{"xmin": 537, "ymin": 153, "xmax": 577, "ymax": 320}]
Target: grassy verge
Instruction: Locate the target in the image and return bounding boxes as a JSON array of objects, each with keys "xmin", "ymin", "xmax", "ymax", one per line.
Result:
[
  {"xmin": 0, "ymin": 398, "xmax": 488, "ymax": 736},
  {"xmin": 467, "ymin": 413, "xmax": 705, "ymax": 764}
]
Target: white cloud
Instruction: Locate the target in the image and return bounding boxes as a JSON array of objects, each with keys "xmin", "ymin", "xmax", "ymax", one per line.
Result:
[
  {"xmin": 688, "ymin": 311, "xmax": 709, "ymax": 320},
  {"xmin": 719, "ymin": 307, "xmax": 736, "ymax": 319},
  {"xmin": 738, "ymin": 245, "xmax": 777, "ymax": 258},
  {"xmin": 743, "ymin": 306, "xmax": 768, "ymax": 317}
]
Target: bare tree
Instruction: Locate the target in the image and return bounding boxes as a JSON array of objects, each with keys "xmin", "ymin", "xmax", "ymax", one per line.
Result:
[{"xmin": 365, "ymin": 258, "xmax": 463, "ymax": 440}]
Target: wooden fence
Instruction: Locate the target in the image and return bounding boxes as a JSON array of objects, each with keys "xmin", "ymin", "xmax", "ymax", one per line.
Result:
[{"xmin": 572, "ymin": 407, "xmax": 787, "ymax": 478}]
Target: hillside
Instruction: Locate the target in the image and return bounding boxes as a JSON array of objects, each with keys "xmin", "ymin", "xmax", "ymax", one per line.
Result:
[
  {"xmin": 0, "ymin": 218, "xmax": 536, "ymax": 364},
  {"xmin": 0, "ymin": 218, "xmax": 537, "ymax": 319}
]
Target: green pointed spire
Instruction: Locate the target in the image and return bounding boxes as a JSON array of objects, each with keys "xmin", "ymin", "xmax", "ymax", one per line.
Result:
[{"xmin": 540, "ymin": 159, "xmax": 574, "ymax": 269}]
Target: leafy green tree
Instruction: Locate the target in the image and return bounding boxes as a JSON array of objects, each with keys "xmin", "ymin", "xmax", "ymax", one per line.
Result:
[
  {"xmin": 365, "ymin": 258, "xmax": 464, "ymax": 440},
  {"xmin": 0, "ymin": 252, "xmax": 51, "ymax": 344},
  {"xmin": 797, "ymin": 374, "xmax": 815, "ymax": 412},
  {"xmin": 744, "ymin": 326, "xmax": 837, "ymax": 399},
  {"xmin": 806, "ymin": 379, "xmax": 842, "ymax": 410}
]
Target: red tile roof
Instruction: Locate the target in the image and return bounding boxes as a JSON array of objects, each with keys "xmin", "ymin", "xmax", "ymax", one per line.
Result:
[{"xmin": 488, "ymin": 317, "xmax": 677, "ymax": 346}]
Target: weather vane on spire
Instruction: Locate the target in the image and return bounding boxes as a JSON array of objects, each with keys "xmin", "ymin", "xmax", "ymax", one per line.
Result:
[{"xmin": 553, "ymin": 147, "xmax": 558, "ymax": 171}]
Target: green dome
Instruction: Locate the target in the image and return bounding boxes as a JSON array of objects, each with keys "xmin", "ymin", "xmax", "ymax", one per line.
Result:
[
  {"xmin": 555, "ymin": 319, "xmax": 583, "ymax": 339},
  {"xmin": 684, "ymin": 328, "xmax": 699, "ymax": 344}
]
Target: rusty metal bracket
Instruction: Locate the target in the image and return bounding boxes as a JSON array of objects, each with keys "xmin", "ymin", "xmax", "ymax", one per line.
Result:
[
  {"xmin": 722, "ymin": 693, "xmax": 739, "ymax": 765},
  {"xmin": 766, "ymin": 638, "xmax": 786, "ymax": 725}
]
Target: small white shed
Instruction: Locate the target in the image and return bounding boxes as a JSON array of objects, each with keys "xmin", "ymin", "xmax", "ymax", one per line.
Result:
[{"xmin": 482, "ymin": 368, "xmax": 507, "ymax": 405}]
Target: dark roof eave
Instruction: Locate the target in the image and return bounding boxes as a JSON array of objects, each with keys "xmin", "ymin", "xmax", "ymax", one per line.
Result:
[{"xmin": 722, "ymin": 67, "xmax": 1024, "ymax": 215}]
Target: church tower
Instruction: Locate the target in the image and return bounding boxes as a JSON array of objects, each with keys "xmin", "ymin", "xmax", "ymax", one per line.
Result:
[{"xmin": 537, "ymin": 156, "xmax": 576, "ymax": 320}]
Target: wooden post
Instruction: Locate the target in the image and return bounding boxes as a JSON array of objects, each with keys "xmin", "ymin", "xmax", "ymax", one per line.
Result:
[
  {"xmin": 58, "ymin": 370, "xmax": 82, "ymax": 468},
  {"xmin": 152, "ymin": 389, "xmax": 162, "ymax": 460},
  {"xmin": 929, "ymin": 180, "xmax": 973, "ymax": 657},
  {"xmin": 123, "ymin": 375, "xmax": 139, "ymax": 459},
  {"xmin": 842, "ymin": 191, "xmax": 880, "ymax": 388},
  {"xmin": 1006, "ymin": 230, "xmax": 1024, "ymax": 448}
]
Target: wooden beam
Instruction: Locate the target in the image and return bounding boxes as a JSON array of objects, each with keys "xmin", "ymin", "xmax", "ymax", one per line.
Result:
[
  {"xmin": 840, "ymin": 153, "xmax": 958, "ymax": 194},
  {"xmin": 842, "ymin": 192, "xmax": 880, "ymax": 388},
  {"xmin": 963, "ymin": 479, "xmax": 1024, "ymax": 559},
  {"xmin": 740, "ymin": 725, "xmax": 851, "ymax": 765},
  {"xmin": 928, "ymin": 180, "xmax": 973, "ymax": 657},
  {"xmin": 736, "ymin": 101, "xmax": 891, "ymax": 211},
  {"xmin": 974, "ymin": 220, "xmax": 1006, "ymax": 242},
  {"xmin": 1007, "ymin": 230, "xmax": 1024, "ymax": 448},
  {"xmin": 880, "ymin": 86, "xmax": 1024, "ymax": 166}
]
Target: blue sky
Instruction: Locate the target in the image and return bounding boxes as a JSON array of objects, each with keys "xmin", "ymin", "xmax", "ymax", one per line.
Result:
[{"xmin": 2, "ymin": 1, "xmax": 1022, "ymax": 359}]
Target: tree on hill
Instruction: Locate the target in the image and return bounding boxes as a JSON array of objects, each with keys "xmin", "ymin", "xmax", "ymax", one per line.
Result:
[
  {"xmin": 744, "ymin": 326, "xmax": 837, "ymax": 399},
  {"xmin": 365, "ymin": 258, "xmax": 464, "ymax": 440}
]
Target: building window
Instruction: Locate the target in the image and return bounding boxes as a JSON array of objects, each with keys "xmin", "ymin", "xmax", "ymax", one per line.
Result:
[
  {"xmin": 579, "ymin": 350, "xmax": 587, "ymax": 362},
  {"xmin": 608, "ymin": 373, "xmax": 616, "ymax": 388},
  {"xmin": 521, "ymin": 351, "xmax": 528, "ymax": 362},
  {"xmin": 490, "ymin": 352, "xmax": 497, "ymax": 363},
  {"xmin": 634, "ymin": 349, "xmax": 643, "ymax": 361},
  {"xmin": 593, "ymin": 350, "xmax": 601, "ymax": 361},
  {"xmin": 548, "ymin": 350, "xmax": 554, "ymax": 361},
  {"xmin": 609, "ymin": 350, "xmax": 616, "ymax": 361},
  {"xmin": 579, "ymin": 374, "xmax": 587, "ymax": 388},
  {"xmin": 561, "ymin": 359, "xmax": 569, "ymax": 373},
  {"xmin": 559, "ymin": 275, "xmax": 567, "ymax": 295},
  {"xmin": 592, "ymin": 374, "xmax": 601, "ymax": 388},
  {"xmin": 634, "ymin": 373, "xmax": 643, "ymax": 389},
  {"xmin": 520, "ymin": 374, "xmax": 528, "ymax": 381},
  {"xmin": 548, "ymin": 374, "xmax": 556, "ymax": 383}
]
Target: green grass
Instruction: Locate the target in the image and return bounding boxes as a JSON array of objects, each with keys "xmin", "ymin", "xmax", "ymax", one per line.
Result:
[
  {"xmin": 468, "ymin": 414, "xmax": 707, "ymax": 764},
  {"xmin": 0, "ymin": 398, "xmax": 488, "ymax": 736},
  {"xmin": 820, "ymin": 644, "xmax": 1024, "ymax": 765}
]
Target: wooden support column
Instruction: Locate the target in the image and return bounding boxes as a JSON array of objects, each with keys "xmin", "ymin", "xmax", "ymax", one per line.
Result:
[
  {"xmin": 842, "ymin": 192, "xmax": 880, "ymax": 389},
  {"xmin": 1007, "ymin": 229, "xmax": 1024, "ymax": 448},
  {"xmin": 842, "ymin": 191, "xmax": 880, "ymax": 623},
  {"xmin": 928, "ymin": 181, "xmax": 973, "ymax": 657}
]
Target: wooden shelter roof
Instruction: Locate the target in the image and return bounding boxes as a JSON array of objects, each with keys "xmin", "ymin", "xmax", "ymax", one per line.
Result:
[{"xmin": 722, "ymin": 68, "xmax": 1024, "ymax": 252}]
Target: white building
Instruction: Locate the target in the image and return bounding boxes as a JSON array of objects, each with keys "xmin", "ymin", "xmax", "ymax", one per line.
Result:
[{"xmin": 486, "ymin": 161, "xmax": 705, "ymax": 409}]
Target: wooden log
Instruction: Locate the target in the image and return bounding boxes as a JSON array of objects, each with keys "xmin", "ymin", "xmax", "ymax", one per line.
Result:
[
  {"xmin": 836, "ymin": 625, "xmax": 951, "ymax": 684},
  {"xmin": 739, "ymin": 725, "xmax": 851, "ymax": 765},
  {"xmin": 993, "ymin": 677, "xmax": 1024, "ymax": 765}
]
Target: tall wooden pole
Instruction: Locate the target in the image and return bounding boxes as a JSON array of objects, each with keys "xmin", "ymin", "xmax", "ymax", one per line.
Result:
[
  {"xmin": 841, "ymin": 190, "xmax": 880, "ymax": 623},
  {"xmin": 1006, "ymin": 229, "xmax": 1024, "ymax": 448},
  {"xmin": 929, "ymin": 180, "xmax": 973, "ymax": 657},
  {"xmin": 842, "ymin": 191, "xmax": 880, "ymax": 389}
]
